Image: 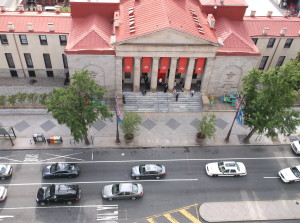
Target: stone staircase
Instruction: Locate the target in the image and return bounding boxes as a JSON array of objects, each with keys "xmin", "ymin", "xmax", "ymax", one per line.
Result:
[{"xmin": 122, "ymin": 92, "xmax": 202, "ymax": 112}]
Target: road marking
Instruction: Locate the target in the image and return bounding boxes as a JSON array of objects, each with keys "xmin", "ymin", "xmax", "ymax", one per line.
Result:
[
  {"xmin": 0, "ymin": 178, "xmax": 198, "ymax": 187},
  {"xmin": 179, "ymin": 209, "xmax": 201, "ymax": 223},
  {"xmin": 2, "ymin": 156, "xmax": 300, "ymax": 165},
  {"xmin": 0, "ymin": 157, "xmax": 23, "ymax": 163},
  {"xmin": 92, "ymin": 150, "xmax": 94, "ymax": 161},
  {"xmin": 0, "ymin": 204, "xmax": 101, "ymax": 210},
  {"xmin": 264, "ymin": 177, "xmax": 280, "ymax": 179},
  {"xmin": 146, "ymin": 219, "xmax": 156, "ymax": 223},
  {"xmin": 24, "ymin": 154, "xmax": 39, "ymax": 162},
  {"xmin": 164, "ymin": 213, "xmax": 180, "ymax": 223},
  {"xmin": 39, "ymin": 152, "xmax": 84, "ymax": 162}
]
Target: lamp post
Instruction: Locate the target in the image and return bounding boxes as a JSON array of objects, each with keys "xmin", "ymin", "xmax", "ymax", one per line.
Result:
[
  {"xmin": 224, "ymin": 96, "xmax": 244, "ymax": 143},
  {"xmin": 115, "ymin": 95, "xmax": 120, "ymax": 144}
]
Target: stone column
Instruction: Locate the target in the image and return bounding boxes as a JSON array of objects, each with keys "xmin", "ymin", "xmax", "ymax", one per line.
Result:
[
  {"xmin": 115, "ymin": 57, "xmax": 123, "ymax": 99},
  {"xmin": 150, "ymin": 57, "xmax": 159, "ymax": 92},
  {"xmin": 184, "ymin": 57, "xmax": 196, "ymax": 92},
  {"xmin": 168, "ymin": 57, "xmax": 178, "ymax": 92},
  {"xmin": 200, "ymin": 57, "xmax": 215, "ymax": 95},
  {"xmin": 133, "ymin": 57, "xmax": 141, "ymax": 92}
]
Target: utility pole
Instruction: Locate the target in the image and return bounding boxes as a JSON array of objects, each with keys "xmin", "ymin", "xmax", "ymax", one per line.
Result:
[{"xmin": 115, "ymin": 95, "xmax": 120, "ymax": 144}]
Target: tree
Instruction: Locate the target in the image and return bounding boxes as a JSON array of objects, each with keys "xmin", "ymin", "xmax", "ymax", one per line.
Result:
[
  {"xmin": 120, "ymin": 112, "xmax": 142, "ymax": 140},
  {"xmin": 197, "ymin": 113, "xmax": 217, "ymax": 140},
  {"xmin": 46, "ymin": 70, "xmax": 111, "ymax": 145},
  {"xmin": 242, "ymin": 60, "xmax": 300, "ymax": 143}
]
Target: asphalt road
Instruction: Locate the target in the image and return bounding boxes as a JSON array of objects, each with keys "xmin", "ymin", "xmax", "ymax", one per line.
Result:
[{"xmin": 0, "ymin": 145, "xmax": 299, "ymax": 223}]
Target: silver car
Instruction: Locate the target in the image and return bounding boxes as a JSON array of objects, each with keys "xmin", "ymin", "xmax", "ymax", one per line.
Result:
[
  {"xmin": 0, "ymin": 164, "xmax": 13, "ymax": 179},
  {"xmin": 131, "ymin": 164, "xmax": 166, "ymax": 179},
  {"xmin": 0, "ymin": 186, "xmax": 7, "ymax": 201},
  {"xmin": 102, "ymin": 183, "xmax": 143, "ymax": 200}
]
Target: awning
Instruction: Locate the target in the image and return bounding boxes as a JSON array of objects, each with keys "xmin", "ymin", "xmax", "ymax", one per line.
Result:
[
  {"xmin": 177, "ymin": 57, "xmax": 188, "ymax": 73},
  {"xmin": 124, "ymin": 57, "xmax": 133, "ymax": 73},
  {"xmin": 159, "ymin": 57, "xmax": 170, "ymax": 73},
  {"xmin": 142, "ymin": 57, "xmax": 151, "ymax": 73},
  {"xmin": 194, "ymin": 58, "xmax": 206, "ymax": 74}
]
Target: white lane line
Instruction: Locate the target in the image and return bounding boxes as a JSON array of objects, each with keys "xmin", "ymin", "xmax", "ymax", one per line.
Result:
[
  {"xmin": 0, "ymin": 178, "xmax": 198, "ymax": 187},
  {"xmin": 264, "ymin": 177, "xmax": 280, "ymax": 179},
  {"xmin": 0, "ymin": 204, "xmax": 100, "ymax": 210},
  {"xmin": 2, "ymin": 156, "xmax": 300, "ymax": 165},
  {"xmin": 0, "ymin": 157, "xmax": 23, "ymax": 163},
  {"xmin": 39, "ymin": 152, "xmax": 85, "ymax": 162}
]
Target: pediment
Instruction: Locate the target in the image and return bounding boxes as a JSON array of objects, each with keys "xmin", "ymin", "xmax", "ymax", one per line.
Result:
[{"xmin": 118, "ymin": 28, "xmax": 217, "ymax": 46}]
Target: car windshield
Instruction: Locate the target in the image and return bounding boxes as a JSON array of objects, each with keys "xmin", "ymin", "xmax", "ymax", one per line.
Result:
[
  {"xmin": 50, "ymin": 164, "xmax": 57, "ymax": 173},
  {"xmin": 132, "ymin": 184, "xmax": 138, "ymax": 193},
  {"xmin": 290, "ymin": 167, "xmax": 300, "ymax": 178},
  {"xmin": 139, "ymin": 165, "xmax": 146, "ymax": 174},
  {"xmin": 112, "ymin": 184, "xmax": 119, "ymax": 195},
  {"xmin": 0, "ymin": 166, "xmax": 6, "ymax": 174},
  {"xmin": 45, "ymin": 187, "xmax": 51, "ymax": 198},
  {"xmin": 218, "ymin": 162, "xmax": 225, "ymax": 172}
]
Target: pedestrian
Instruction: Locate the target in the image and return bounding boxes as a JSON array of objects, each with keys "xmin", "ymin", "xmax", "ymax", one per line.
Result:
[
  {"xmin": 180, "ymin": 78, "xmax": 183, "ymax": 85},
  {"xmin": 173, "ymin": 89, "xmax": 177, "ymax": 95},
  {"xmin": 174, "ymin": 80, "xmax": 177, "ymax": 88},
  {"xmin": 122, "ymin": 94, "xmax": 126, "ymax": 104},
  {"xmin": 175, "ymin": 92, "xmax": 179, "ymax": 101},
  {"xmin": 142, "ymin": 89, "xmax": 147, "ymax": 96},
  {"xmin": 158, "ymin": 77, "xmax": 162, "ymax": 86},
  {"xmin": 190, "ymin": 90, "xmax": 195, "ymax": 97},
  {"xmin": 164, "ymin": 84, "xmax": 168, "ymax": 93},
  {"xmin": 146, "ymin": 81, "xmax": 150, "ymax": 90}
]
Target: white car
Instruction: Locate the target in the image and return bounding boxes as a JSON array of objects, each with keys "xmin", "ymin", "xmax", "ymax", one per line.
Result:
[
  {"xmin": 278, "ymin": 165, "xmax": 300, "ymax": 183},
  {"xmin": 0, "ymin": 186, "xmax": 7, "ymax": 201},
  {"xmin": 206, "ymin": 161, "xmax": 247, "ymax": 177},
  {"xmin": 291, "ymin": 140, "xmax": 300, "ymax": 155}
]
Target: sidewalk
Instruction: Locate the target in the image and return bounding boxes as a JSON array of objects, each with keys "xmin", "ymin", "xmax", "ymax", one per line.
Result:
[{"xmin": 0, "ymin": 109, "xmax": 299, "ymax": 150}]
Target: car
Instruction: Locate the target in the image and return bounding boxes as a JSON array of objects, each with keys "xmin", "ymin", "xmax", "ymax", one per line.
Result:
[
  {"xmin": 206, "ymin": 161, "xmax": 247, "ymax": 177},
  {"xmin": 0, "ymin": 186, "xmax": 7, "ymax": 201},
  {"xmin": 42, "ymin": 163, "xmax": 80, "ymax": 179},
  {"xmin": 131, "ymin": 164, "xmax": 166, "ymax": 179},
  {"xmin": 102, "ymin": 183, "xmax": 143, "ymax": 200},
  {"xmin": 0, "ymin": 164, "xmax": 13, "ymax": 179},
  {"xmin": 36, "ymin": 184, "xmax": 81, "ymax": 206},
  {"xmin": 278, "ymin": 165, "xmax": 300, "ymax": 183},
  {"xmin": 291, "ymin": 140, "xmax": 300, "ymax": 155}
]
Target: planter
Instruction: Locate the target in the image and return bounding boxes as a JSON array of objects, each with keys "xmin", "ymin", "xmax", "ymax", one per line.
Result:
[
  {"xmin": 125, "ymin": 138, "xmax": 134, "ymax": 144},
  {"xmin": 196, "ymin": 132, "xmax": 205, "ymax": 144}
]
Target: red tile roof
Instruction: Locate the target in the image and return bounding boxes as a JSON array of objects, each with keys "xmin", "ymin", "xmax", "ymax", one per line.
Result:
[
  {"xmin": 117, "ymin": 0, "xmax": 218, "ymax": 44},
  {"xmin": 0, "ymin": 11, "xmax": 71, "ymax": 33},
  {"xmin": 215, "ymin": 17, "xmax": 260, "ymax": 56},
  {"xmin": 200, "ymin": 0, "xmax": 248, "ymax": 6},
  {"xmin": 243, "ymin": 16, "xmax": 300, "ymax": 37}
]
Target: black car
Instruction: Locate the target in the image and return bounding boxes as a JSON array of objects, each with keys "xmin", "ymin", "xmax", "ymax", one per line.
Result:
[
  {"xmin": 36, "ymin": 184, "xmax": 81, "ymax": 206},
  {"xmin": 42, "ymin": 163, "xmax": 79, "ymax": 179}
]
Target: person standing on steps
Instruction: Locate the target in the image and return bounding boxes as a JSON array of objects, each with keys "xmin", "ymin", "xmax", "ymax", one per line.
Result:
[
  {"xmin": 190, "ymin": 90, "xmax": 195, "ymax": 97},
  {"xmin": 175, "ymin": 92, "xmax": 179, "ymax": 101},
  {"xmin": 164, "ymin": 84, "xmax": 168, "ymax": 93}
]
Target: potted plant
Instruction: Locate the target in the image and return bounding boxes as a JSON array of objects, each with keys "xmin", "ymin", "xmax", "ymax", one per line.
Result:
[
  {"xmin": 120, "ymin": 111, "xmax": 142, "ymax": 143},
  {"xmin": 197, "ymin": 113, "xmax": 217, "ymax": 143}
]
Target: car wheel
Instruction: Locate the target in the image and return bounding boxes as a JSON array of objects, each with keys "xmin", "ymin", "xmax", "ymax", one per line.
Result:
[
  {"xmin": 135, "ymin": 177, "xmax": 140, "ymax": 180},
  {"xmin": 66, "ymin": 201, "xmax": 73, "ymax": 205},
  {"xmin": 212, "ymin": 174, "xmax": 218, "ymax": 177},
  {"xmin": 288, "ymin": 181, "xmax": 295, "ymax": 184},
  {"xmin": 131, "ymin": 197, "xmax": 136, "ymax": 200},
  {"xmin": 1, "ymin": 177, "xmax": 5, "ymax": 180},
  {"xmin": 39, "ymin": 202, "xmax": 46, "ymax": 206},
  {"xmin": 108, "ymin": 198, "xmax": 113, "ymax": 201},
  {"xmin": 234, "ymin": 175, "xmax": 240, "ymax": 177},
  {"xmin": 155, "ymin": 176, "xmax": 160, "ymax": 179}
]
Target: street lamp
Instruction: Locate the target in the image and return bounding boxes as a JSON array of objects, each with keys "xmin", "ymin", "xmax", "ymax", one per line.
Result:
[{"xmin": 115, "ymin": 94, "xmax": 120, "ymax": 144}]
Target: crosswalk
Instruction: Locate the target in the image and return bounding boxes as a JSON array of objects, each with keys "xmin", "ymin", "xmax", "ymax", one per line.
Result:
[
  {"xmin": 97, "ymin": 205, "xmax": 119, "ymax": 222},
  {"xmin": 134, "ymin": 204, "xmax": 202, "ymax": 223}
]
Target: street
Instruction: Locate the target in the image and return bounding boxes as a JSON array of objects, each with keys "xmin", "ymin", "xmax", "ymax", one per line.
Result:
[{"xmin": 0, "ymin": 145, "xmax": 299, "ymax": 223}]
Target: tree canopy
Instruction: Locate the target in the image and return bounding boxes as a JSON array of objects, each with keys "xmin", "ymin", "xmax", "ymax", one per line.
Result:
[
  {"xmin": 46, "ymin": 70, "xmax": 111, "ymax": 144},
  {"xmin": 242, "ymin": 59, "xmax": 300, "ymax": 142}
]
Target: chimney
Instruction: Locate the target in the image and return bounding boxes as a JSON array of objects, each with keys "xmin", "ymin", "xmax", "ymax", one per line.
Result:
[
  {"xmin": 48, "ymin": 23, "xmax": 54, "ymax": 32},
  {"xmin": 27, "ymin": 23, "xmax": 34, "ymax": 31},
  {"xmin": 267, "ymin": 11, "xmax": 272, "ymax": 17},
  {"xmin": 280, "ymin": 28, "xmax": 287, "ymax": 36},
  {"xmin": 250, "ymin": 10, "xmax": 256, "ymax": 17},
  {"xmin": 55, "ymin": 5, "xmax": 60, "ymax": 12},
  {"xmin": 262, "ymin": 28, "xmax": 269, "ymax": 35},
  {"xmin": 7, "ymin": 22, "xmax": 14, "ymax": 31},
  {"xmin": 18, "ymin": 4, "xmax": 24, "ymax": 11},
  {"xmin": 220, "ymin": 0, "xmax": 224, "ymax": 4},
  {"xmin": 207, "ymin": 14, "xmax": 215, "ymax": 29},
  {"xmin": 37, "ymin": 5, "xmax": 42, "ymax": 12},
  {"xmin": 0, "ymin": 5, "xmax": 5, "ymax": 11},
  {"xmin": 114, "ymin": 11, "xmax": 120, "ymax": 27},
  {"xmin": 284, "ymin": 11, "xmax": 289, "ymax": 17}
]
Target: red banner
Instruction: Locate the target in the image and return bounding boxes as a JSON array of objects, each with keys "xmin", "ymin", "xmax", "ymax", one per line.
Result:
[
  {"xmin": 194, "ymin": 58, "xmax": 206, "ymax": 74},
  {"xmin": 159, "ymin": 57, "xmax": 170, "ymax": 73},
  {"xmin": 177, "ymin": 58, "xmax": 188, "ymax": 73},
  {"xmin": 124, "ymin": 57, "xmax": 133, "ymax": 73},
  {"xmin": 142, "ymin": 57, "xmax": 151, "ymax": 73}
]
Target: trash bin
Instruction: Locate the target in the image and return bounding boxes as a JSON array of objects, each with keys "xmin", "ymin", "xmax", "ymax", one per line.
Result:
[{"xmin": 47, "ymin": 136, "xmax": 63, "ymax": 144}]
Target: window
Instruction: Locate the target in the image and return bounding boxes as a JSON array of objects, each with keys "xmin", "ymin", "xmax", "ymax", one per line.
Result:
[
  {"xmin": 10, "ymin": 70, "xmax": 18, "ymax": 77},
  {"xmin": 62, "ymin": 54, "xmax": 68, "ymax": 68},
  {"xmin": 59, "ymin": 35, "xmax": 67, "ymax": 45},
  {"xmin": 43, "ymin": 54, "xmax": 52, "ymax": 68},
  {"xmin": 192, "ymin": 73, "xmax": 197, "ymax": 79},
  {"xmin": 124, "ymin": 73, "xmax": 131, "ymax": 79},
  {"xmin": 19, "ymin": 35, "xmax": 28, "ymax": 45},
  {"xmin": 5, "ymin": 53, "xmax": 15, "ymax": 68},
  {"xmin": 267, "ymin": 38, "xmax": 276, "ymax": 48},
  {"xmin": 284, "ymin": 39, "xmax": 293, "ymax": 48},
  {"xmin": 24, "ymin": 53, "xmax": 34, "ymax": 68},
  {"xmin": 46, "ymin": 71, "xmax": 54, "ymax": 77},
  {"xmin": 39, "ymin": 35, "xmax": 48, "ymax": 45},
  {"xmin": 252, "ymin": 38, "xmax": 258, "ymax": 45},
  {"xmin": 0, "ymin": 34, "xmax": 8, "ymax": 44},
  {"xmin": 28, "ymin": 70, "xmax": 36, "ymax": 77},
  {"xmin": 258, "ymin": 56, "xmax": 269, "ymax": 70},
  {"xmin": 276, "ymin": 56, "xmax": 285, "ymax": 67}
]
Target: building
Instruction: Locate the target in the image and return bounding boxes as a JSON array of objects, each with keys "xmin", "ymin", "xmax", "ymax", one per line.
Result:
[{"xmin": 0, "ymin": 0, "xmax": 299, "ymax": 102}]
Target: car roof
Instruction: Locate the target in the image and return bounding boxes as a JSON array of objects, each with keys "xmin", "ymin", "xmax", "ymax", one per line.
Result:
[
  {"xmin": 119, "ymin": 183, "xmax": 134, "ymax": 192},
  {"xmin": 56, "ymin": 163, "xmax": 70, "ymax": 171},
  {"xmin": 145, "ymin": 164, "xmax": 159, "ymax": 172},
  {"xmin": 223, "ymin": 161, "xmax": 238, "ymax": 169},
  {"xmin": 53, "ymin": 184, "xmax": 77, "ymax": 195}
]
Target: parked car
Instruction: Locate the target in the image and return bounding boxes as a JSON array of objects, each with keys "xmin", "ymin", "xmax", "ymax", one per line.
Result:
[
  {"xmin": 102, "ymin": 183, "xmax": 143, "ymax": 200},
  {"xmin": 0, "ymin": 186, "xmax": 7, "ymax": 201},
  {"xmin": 291, "ymin": 140, "xmax": 300, "ymax": 155},
  {"xmin": 0, "ymin": 164, "xmax": 13, "ymax": 179},
  {"xmin": 206, "ymin": 161, "xmax": 247, "ymax": 177},
  {"xmin": 36, "ymin": 184, "xmax": 81, "ymax": 206},
  {"xmin": 278, "ymin": 165, "xmax": 300, "ymax": 183},
  {"xmin": 131, "ymin": 164, "xmax": 166, "ymax": 179},
  {"xmin": 42, "ymin": 163, "xmax": 80, "ymax": 179}
]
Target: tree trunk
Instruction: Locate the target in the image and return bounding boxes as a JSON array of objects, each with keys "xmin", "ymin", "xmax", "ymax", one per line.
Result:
[
  {"xmin": 243, "ymin": 129, "xmax": 256, "ymax": 143},
  {"xmin": 84, "ymin": 135, "xmax": 90, "ymax": 145}
]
